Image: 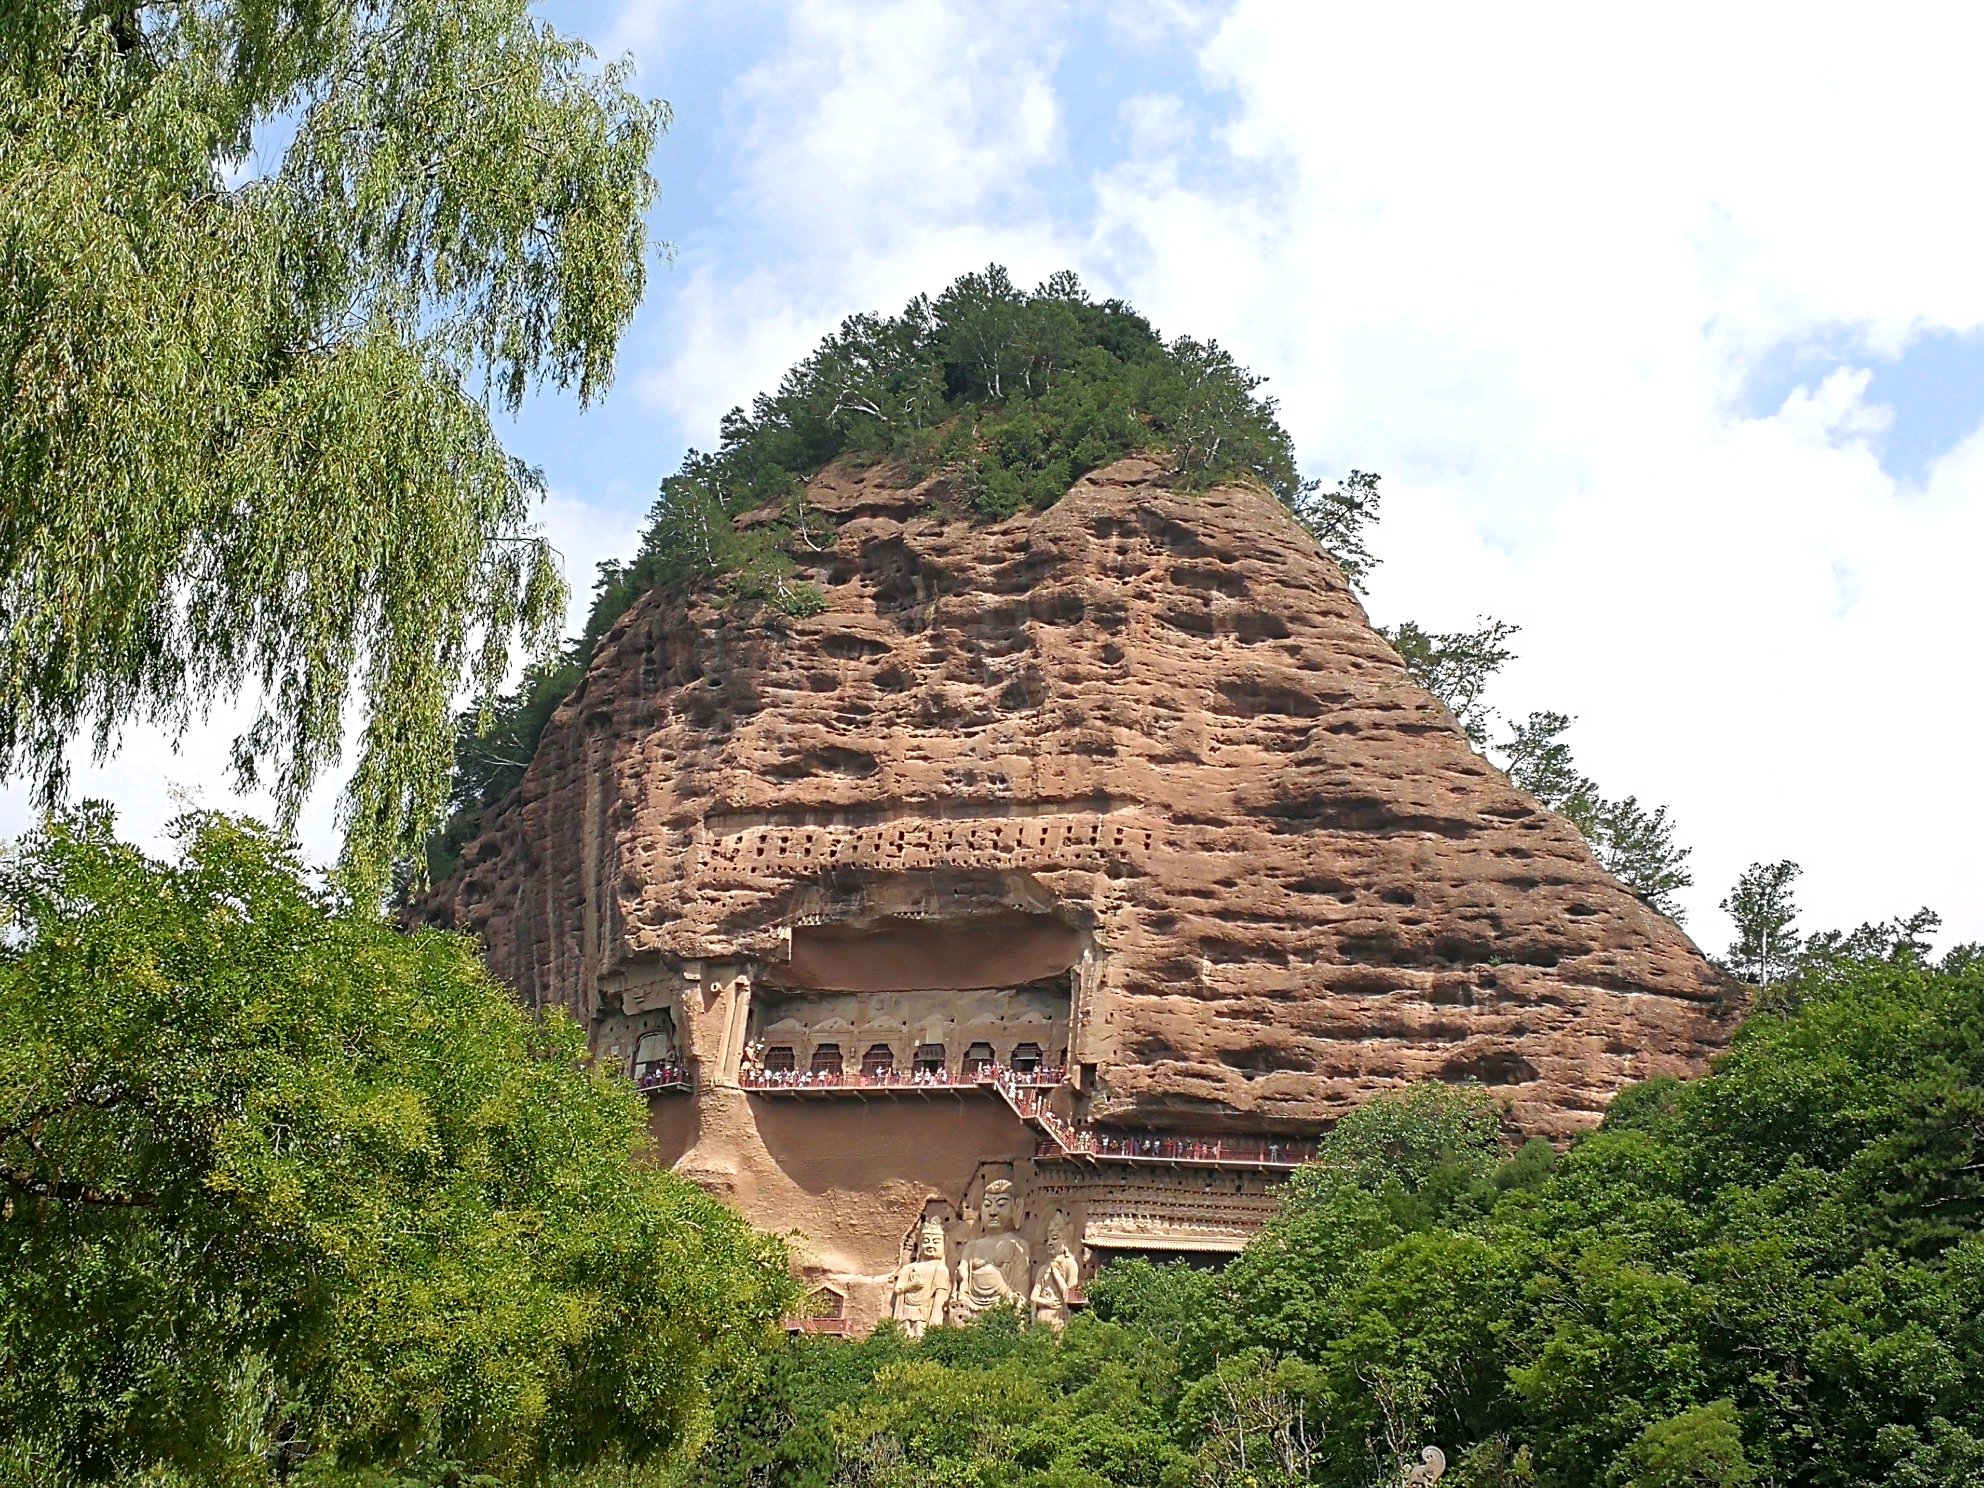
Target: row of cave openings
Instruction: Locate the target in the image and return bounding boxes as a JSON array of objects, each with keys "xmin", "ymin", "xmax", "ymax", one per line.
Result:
[
  {"xmin": 752, "ymin": 1038, "xmax": 1065, "ymax": 1078},
  {"xmin": 619, "ymin": 1022, "xmax": 1067, "ymax": 1083}
]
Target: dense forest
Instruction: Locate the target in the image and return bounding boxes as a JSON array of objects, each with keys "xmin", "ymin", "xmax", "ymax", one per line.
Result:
[
  {"xmin": 691, "ymin": 930, "xmax": 1984, "ymax": 1488},
  {"xmin": 8, "ymin": 807, "xmax": 1977, "ymax": 1487},
  {"xmin": 0, "ymin": 809, "xmax": 795, "ymax": 1488}
]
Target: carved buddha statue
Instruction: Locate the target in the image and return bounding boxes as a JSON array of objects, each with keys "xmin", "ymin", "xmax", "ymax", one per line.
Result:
[
  {"xmin": 1029, "ymin": 1209, "xmax": 1080, "ymax": 1330},
  {"xmin": 888, "ymin": 1219, "xmax": 951, "ymax": 1339},
  {"xmin": 948, "ymin": 1179, "xmax": 1030, "ymax": 1324}
]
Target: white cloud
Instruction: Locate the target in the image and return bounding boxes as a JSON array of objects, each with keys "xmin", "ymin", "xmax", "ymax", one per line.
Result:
[
  {"xmin": 726, "ymin": 0, "xmax": 1064, "ymax": 240},
  {"xmin": 1773, "ymin": 366, "xmax": 1893, "ymax": 446},
  {"xmin": 539, "ymin": 487, "xmax": 648, "ymax": 627},
  {"xmin": 14, "ymin": 1, "xmax": 1981, "ymax": 960},
  {"xmin": 598, "ymin": 0, "xmax": 689, "ymax": 72},
  {"xmin": 1075, "ymin": 2, "xmax": 1984, "ymax": 950},
  {"xmin": 1098, "ymin": 0, "xmax": 1218, "ymax": 52},
  {"xmin": 0, "ymin": 710, "xmax": 352, "ymax": 872},
  {"xmin": 633, "ymin": 0, "xmax": 1088, "ymax": 437}
]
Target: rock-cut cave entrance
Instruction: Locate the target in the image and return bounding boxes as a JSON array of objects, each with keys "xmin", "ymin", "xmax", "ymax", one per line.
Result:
[{"xmin": 743, "ymin": 907, "xmax": 1082, "ymax": 1086}]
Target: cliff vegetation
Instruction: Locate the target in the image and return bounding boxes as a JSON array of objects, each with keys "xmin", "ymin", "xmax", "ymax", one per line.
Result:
[
  {"xmin": 431, "ymin": 267, "xmax": 1381, "ymax": 879},
  {"xmin": 693, "ymin": 930, "xmax": 1984, "ymax": 1488}
]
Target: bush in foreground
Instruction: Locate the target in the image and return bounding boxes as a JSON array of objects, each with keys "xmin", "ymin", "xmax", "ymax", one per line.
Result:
[
  {"xmin": 0, "ymin": 808, "xmax": 794, "ymax": 1486},
  {"xmin": 697, "ymin": 940, "xmax": 1984, "ymax": 1488}
]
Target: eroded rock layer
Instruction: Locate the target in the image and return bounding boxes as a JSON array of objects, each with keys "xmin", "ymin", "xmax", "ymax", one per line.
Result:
[{"xmin": 434, "ymin": 456, "xmax": 1737, "ymax": 1326}]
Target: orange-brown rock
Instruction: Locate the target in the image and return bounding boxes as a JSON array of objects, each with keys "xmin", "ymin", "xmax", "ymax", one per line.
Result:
[{"xmin": 432, "ymin": 455, "xmax": 1738, "ymax": 1326}]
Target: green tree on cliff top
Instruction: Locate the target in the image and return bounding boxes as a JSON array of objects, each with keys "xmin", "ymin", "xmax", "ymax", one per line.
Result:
[
  {"xmin": 0, "ymin": 0, "xmax": 665, "ymax": 895},
  {"xmin": 437, "ymin": 267, "xmax": 1377, "ymax": 865}
]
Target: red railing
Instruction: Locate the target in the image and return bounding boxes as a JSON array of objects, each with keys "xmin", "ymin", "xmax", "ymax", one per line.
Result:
[
  {"xmin": 735, "ymin": 1062, "xmax": 1312, "ymax": 1171},
  {"xmin": 739, "ymin": 1064, "xmax": 1066, "ymax": 1094},
  {"xmin": 1034, "ymin": 1129, "xmax": 1316, "ymax": 1169}
]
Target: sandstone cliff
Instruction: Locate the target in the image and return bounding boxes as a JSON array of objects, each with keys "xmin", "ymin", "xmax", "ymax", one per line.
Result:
[{"xmin": 435, "ymin": 455, "xmax": 1737, "ymax": 1139}]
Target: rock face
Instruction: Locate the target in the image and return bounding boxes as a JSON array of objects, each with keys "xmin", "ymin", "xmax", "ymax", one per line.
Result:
[{"xmin": 433, "ymin": 455, "xmax": 1738, "ymax": 1329}]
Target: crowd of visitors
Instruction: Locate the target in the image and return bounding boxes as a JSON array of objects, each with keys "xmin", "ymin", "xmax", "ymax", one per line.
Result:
[
  {"xmin": 1035, "ymin": 1129, "xmax": 1313, "ymax": 1168},
  {"xmin": 716, "ymin": 1046, "xmax": 1311, "ymax": 1169},
  {"xmin": 633, "ymin": 1062, "xmax": 688, "ymax": 1092},
  {"xmin": 737, "ymin": 1061, "xmax": 1068, "ymax": 1091}
]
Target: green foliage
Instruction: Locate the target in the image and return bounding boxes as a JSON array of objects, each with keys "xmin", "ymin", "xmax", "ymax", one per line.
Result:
[
  {"xmin": 631, "ymin": 263, "xmax": 1301, "ymax": 568},
  {"xmin": 1796, "ymin": 907, "xmax": 1944, "ymax": 979},
  {"xmin": 728, "ymin": 945, "xmax": 1984, "ymax": 1488},
  {"xmin": 0, "ymin": 0, "xmax": 666, "ymax": 897},
  {"xmin": 1498, "ymin": 710, "xmax": 1601, "ymax": 830},
  {"xmin": 1498, "ymin": 711, "xmax": 1694, "ymax": 919},
  {"xmin": 1720, "ymin": 860, "xmax": 1804, "ymax": 984},
  {"xmin": 1591, "ymin": 796, "xmax": 1693, "ymax": 921},
  {"xmin": 1293, "ymin": 469, "xmax": 1384, "ymax": 589},
  {"xmin": 0, "ymin": 808, "xmax": 793, "ymax": 1486},
  {"xmin": 1380, "ymin": 617, "xmax": 1520, "ymax": 746},
  {"xmin": 1379, "ymin": 635, "xmax": 1696, "ymax": 921},
  {"xmin": 1083, "ymin": 1258, "xmax": 1213, "ymax": 1347},
  {"xmin": 440, "ymin": 267, "xmax": 1346, "ymax": 854},
  {"xmin": 1173, "ymin": 1347, "xmax": 1330, "ymax": 1487},
  {"xmin": 694, "ymin": 1313, "xmax": 1187, "ymax": 1488},
  {"xmin": 1614, "ymin": 1401, "xmax": 1757, "ymax": 1488}
]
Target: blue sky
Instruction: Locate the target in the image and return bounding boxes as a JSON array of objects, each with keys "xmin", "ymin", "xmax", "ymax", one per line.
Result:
[
  {"xmin": 500, "ymin": 2, "xmax": 1250, "ymax": 520},
  {"xmin": 8, "ymin": 0, "xmax": 1984, "ymax": 956},
  {"xmin": 1739, "ymin": 326, "xmax": 1984, "ymax": 488}
]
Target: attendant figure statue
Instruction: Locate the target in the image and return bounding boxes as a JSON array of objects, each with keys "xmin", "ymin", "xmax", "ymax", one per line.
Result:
[
  {"xmin": 888, "ymin": 1219, "xmax": 951, "ymax": 1338},
  {"xmin": 948, "ymin": 1179, "xmax": 1030, "ymax": 1324},
  {"xmin": 1029, "ymin": 1209, "xmax": 1080, "ymax": 1329}
]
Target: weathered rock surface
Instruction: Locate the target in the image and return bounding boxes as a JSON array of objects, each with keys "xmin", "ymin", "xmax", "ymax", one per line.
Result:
[{"xmin": 436, "ymin": 455, "xmax": 1738, "ymax": 1138}]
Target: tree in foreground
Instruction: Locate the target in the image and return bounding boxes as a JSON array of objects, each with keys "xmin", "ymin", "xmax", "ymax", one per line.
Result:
[
  {"xmin": 707, "ymin": 936, "xmax": 1984, "ymax": 1487},
  {"xmin": 0, "ymin": 808, "xmax": 793, "ymax": 1486},
  {"xmin": 0, "ymin": 1, "xmax": 666, "ymax": 894}
]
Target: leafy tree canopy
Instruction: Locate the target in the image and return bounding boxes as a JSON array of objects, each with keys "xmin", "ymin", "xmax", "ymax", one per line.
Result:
[
  {"xmin": 1381, "ymin": 617, "xmax": 1520, "ymax": 748},
  {"xmin": 1720, "ymin": 859, "xmax": 1805, "ymax": 984},
  {"xmin": 0, "ymin": 0, "xmax": 666, "ymax": 896},
  {"xmin": 0, "ymin": 808, "xmax": 793, "ymax": 1487},
  {"xmin": 1380, "ymin": 620, "xmax": 1696, "ymax": 919},
  {"xmin": 696, "ymin": 937, "xmax": 1984, "ymax": 1488},
  {"xmin": 436, "ymin": 267, "xmax": 1372, "ymax": 874}
]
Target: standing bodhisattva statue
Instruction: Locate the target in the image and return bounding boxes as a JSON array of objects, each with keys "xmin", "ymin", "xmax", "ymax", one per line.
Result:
[
  {"xmin": 888, "ymin": 1219, "xmax": 952, "ymax": 1338},
  {"xmin": 1029, "ymin": 1209, "xmax": 1080, "ymax": 1329},
  {"xmin": 949, "ymin": 1179, "xmax": 1030, "ymax": 1324}
]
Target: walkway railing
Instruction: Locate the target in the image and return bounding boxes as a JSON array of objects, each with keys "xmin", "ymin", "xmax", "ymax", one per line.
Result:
[
  {"xmin": 787, "ymin": 1316, "xmax": 849, "ymax": 1336},
  {"xmin": 1033, "ymin": 1129, "xmax": 1316, "ymax": 1170},
  {"xmin": 735, "ymin": 1062, "xmax": 1314, "ymax": 1171},
  {"xmin": 738, "ymin": 1065, "xmax": 1066, "ymax": 1094},
  {"xmin": 634, "ymin": 1064, "xmax": 691, "ymax": 1094}
]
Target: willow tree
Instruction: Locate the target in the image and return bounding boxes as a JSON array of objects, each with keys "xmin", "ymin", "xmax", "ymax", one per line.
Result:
[{"xmin": 0, "ymin": 1, "xmax": 664, "ymax": 892}]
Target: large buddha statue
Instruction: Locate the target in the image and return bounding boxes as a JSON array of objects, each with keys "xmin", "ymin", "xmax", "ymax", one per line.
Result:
[
  {"xmin": 948, "ymin": 1179, "xmax": 1030, "ymax": 1324},
  {"xmin": 1029, "ymin": 1209, "xmax": 1080, "ymax": 1329},
  {"xmin": 888, "ymin": 1219, "xmax": 952, "ymax": 1338}
]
